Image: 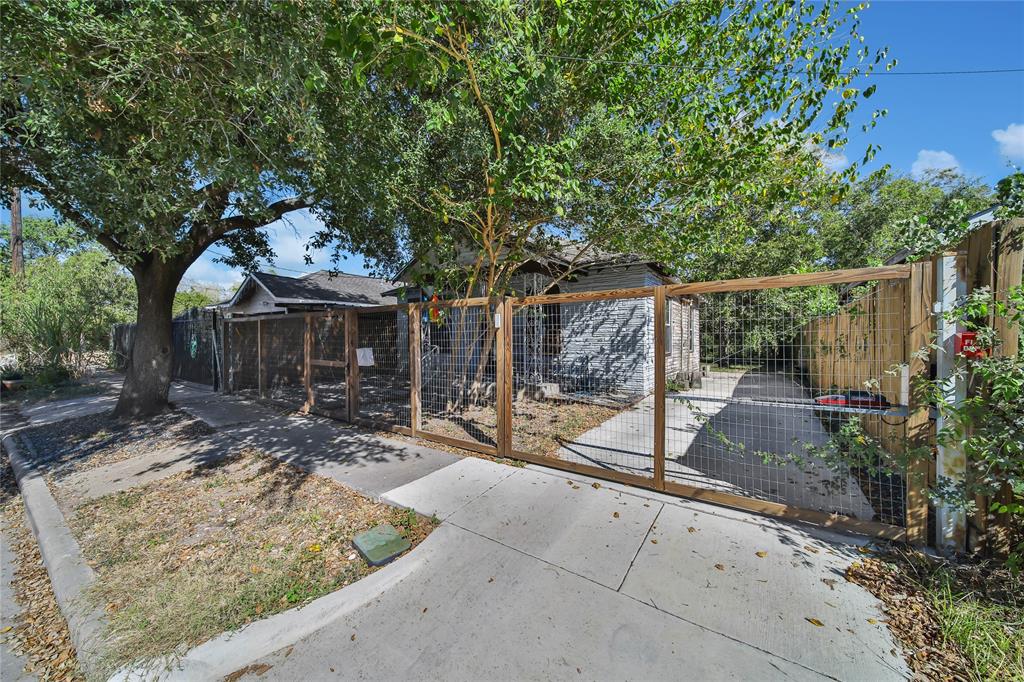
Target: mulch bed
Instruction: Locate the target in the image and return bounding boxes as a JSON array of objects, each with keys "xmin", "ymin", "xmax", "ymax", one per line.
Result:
[{"xmin": 0, "ymin": 455, "xmax": 83, "ymax": 682}]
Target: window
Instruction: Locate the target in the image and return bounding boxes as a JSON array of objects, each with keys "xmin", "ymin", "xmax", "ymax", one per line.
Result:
[
  {"xmin": 665, "ymin": 300, "xmax": 673, "ymax": 356},
  {"xmin": 687, "ymin": 303, "xmax": 695, "ymax": 353},
  {"xmin": 542, "ymin": 302, "xmax": 561, "ymax": 356}
]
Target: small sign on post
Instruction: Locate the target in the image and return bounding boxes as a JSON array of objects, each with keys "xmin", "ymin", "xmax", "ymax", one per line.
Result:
[{"xmin": 356, "ymin": 347, "xmax": 375, "ymax": 367}]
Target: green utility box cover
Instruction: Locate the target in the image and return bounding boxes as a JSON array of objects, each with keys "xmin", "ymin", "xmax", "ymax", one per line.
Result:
[{"xmin": 353, "ymin": 524, "xmax": 411, "ymax": 566}]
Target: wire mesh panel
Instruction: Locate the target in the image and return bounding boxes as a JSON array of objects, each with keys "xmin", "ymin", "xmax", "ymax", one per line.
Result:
[
  {"xmin": 171, "ymin": 319, "xmax": 216, "ymax": 385},
  {"xmin": 261, "ymin": 316, "xmax": 306, "ymax": 409},
  {"xmin": 419, "ymin": 304, "xmax": 498, "ymax": 448},
  {"xmin": 511, "ymin": 296, "xmax": 656, "ymax": 481},
  {"xmin": 227, "ymin": 320, "xmax": 259, "ymax": 396},
  {"xmin": 666, "ymin": 280, "xmax": 908, "ymax": 525},
  {"xmin": 355, "ymin": 309, "xmax": 411, "ymax": 427},
  {"xmin": 310, "ymin": 314, "xmax": 346, "ymax": 419}
]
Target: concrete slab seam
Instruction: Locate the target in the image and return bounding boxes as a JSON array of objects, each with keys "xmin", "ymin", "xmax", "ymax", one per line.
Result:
[
  {"xmin": 616, "ymin": 502, "xmax": 664, "ymax": 593},
  {"xmin": 447, "ymin": 519, "xmax": 841, "ymax": 682}
]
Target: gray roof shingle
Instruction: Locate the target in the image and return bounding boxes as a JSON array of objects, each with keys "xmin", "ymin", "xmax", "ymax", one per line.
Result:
[{"xmin": 252, "ymin": 270, "xmax": 402, "ymax": 306}]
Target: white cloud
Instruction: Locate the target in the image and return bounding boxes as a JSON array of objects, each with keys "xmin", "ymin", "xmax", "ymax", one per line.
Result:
[
  {"xmin": 992, "ymin": 123, "xmax": 1024, "ymax": 159},
  {"xmin": 819, "ymin": 148, "xmax": 849, "ymax": 171},
  {"xmin": 911, "ymin": 149, "xmax": 960, "ymax": 178}
]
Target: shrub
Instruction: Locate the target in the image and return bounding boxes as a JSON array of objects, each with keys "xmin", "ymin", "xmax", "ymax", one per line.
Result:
[{"xmin": 0, "ymin": 250, "xmax": 135, "ymax": 375}]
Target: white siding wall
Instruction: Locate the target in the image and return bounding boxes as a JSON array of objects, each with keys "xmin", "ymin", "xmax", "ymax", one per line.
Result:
[
  {"xmin": 225, "ymin": 286, "xmax": 287, "ymax": 316},
  {"xmin": 557, "ymin": 267, "xmax": 657, "ymax": 396}
]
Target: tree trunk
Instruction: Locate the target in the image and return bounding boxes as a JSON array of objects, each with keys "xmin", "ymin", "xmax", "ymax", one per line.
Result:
[
  {"xmin": 10, "ymin": 187, "xmax": 23, "ymax": 277},
  {"xmin": 114, "ymin": 259, "xmax": 182, "ymax": 418}
]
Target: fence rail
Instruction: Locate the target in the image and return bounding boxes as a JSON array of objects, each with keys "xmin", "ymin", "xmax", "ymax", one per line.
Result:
[{"xmin": 220, "ymin": 263, "xmax": 927, "ymax": 542}]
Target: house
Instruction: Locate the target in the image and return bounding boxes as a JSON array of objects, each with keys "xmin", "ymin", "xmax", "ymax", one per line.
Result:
[
  {"xmin": 218, "ymin": 270, "xmax": 403, "ymax": 318},
  {"xmin": 395, "ymin": 243, "xmax": 701, "ymax": 404}
]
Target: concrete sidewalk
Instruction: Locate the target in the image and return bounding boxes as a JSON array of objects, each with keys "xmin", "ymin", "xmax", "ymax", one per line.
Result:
[
  {"xmin": 6, "ymin": 383, "xmax": 908, "ymax": 680},
  {"xmin": 204, "ymin": 457, "xmax": 908, "ymax": 682}
]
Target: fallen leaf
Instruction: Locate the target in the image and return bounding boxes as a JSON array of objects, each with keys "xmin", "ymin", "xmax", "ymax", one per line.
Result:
[
  {"xmin": 0, "ymin": 626, "xmax": 10, "ymax": 633},
  {"xmin": 756, "ymin": 551, "xmax": 768, "ymax": 558},
  {"xmin": 715, "ymin": 564, "xmax": 726, "ymax": 571},
  {"xmin": 307, "ymin": 543, "xmax": 322, "ymax": 553},
  {"xmin": 687, "ymin": 527, "xmax": 697, "ymax": 533},
  {"xmin": 804, "ymin": 545, "xmax": 819, "ymax": 554},
  {"xmin": 613, "ymin": 512, "xmax": 619, "ymax": 518},
  {"xmin": 351, "ymin": 633, "xmax": 356, "ymax": 641},
  {"xmin": 857, "ymin": 546, "xmax": 874, "ymax": 555},
  {"xmin": 867, "ymin": 618, "xmax": 877, "ymax": 624},
  {"xmin": 651, "ymin": 539, "xmax": 658, "ymax": 544},
  {"xmin": 805, "ymin": 617, "xmax": 824, "ymax": 627},
  {"xmin": 591, "ymin": 482, "xmax": 601, "ymax": 489}
]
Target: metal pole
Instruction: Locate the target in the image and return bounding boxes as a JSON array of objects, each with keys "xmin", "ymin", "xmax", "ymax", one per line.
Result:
[{"xmin": 934, "ymin": 251, "xmax": 967, "ymax": 551}]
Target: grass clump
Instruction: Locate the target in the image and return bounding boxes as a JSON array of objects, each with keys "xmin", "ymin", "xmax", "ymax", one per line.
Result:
[{"xmin": 847, "ymin": 547, "xmax": 1022, "ymax": 681}]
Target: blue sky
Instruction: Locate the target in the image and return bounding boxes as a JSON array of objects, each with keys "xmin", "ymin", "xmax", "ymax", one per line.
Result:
[{"xmin": 5, "ymin": 1, "xmax": 1023, "ymax": 291}]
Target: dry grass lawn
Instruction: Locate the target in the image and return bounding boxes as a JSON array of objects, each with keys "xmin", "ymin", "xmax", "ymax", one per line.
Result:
[{"xmin": 69, "ymin": 448, "xmax": 434, "ymax": 672}]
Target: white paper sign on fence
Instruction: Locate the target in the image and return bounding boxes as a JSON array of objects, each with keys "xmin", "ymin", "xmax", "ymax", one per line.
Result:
[{"xmin": 357, "ymin": 347, "xmax": 375, "ymax": 367}]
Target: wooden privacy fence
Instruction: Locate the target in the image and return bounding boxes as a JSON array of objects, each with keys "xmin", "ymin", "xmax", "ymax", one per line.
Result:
[{"xmin": 223, "ymin": 264, "xmax": 926, "ymax": 542}]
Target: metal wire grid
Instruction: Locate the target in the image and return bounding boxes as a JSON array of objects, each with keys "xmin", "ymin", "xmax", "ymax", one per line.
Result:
[
  {"xmin": 667, "ymin": 282, "xmax": 908, "ymax": 525},
  {"xmin": 310, "ymin": 315, "xmax": 347, "ymax": 418},
  {"xmin": 260, "ymin": 316, "xmax": 306, "ymax": 408},
  {"xmin": 170, "ymin": 319, "xmax": 216, "ymax": 385},
  {"xmin": 511, "ymin": 297, "xmax": 656, "ymax": 480},
  {"xmin": 356, "ymin": 310, "xmax": 411, "ymax": 427},
  {"xmin": 227, "ymin": 320, "xmax": 259, "ymax": 395},
  {"xmin": 419, "ymin": 304, "xmax": 498, "ymax": 446}
]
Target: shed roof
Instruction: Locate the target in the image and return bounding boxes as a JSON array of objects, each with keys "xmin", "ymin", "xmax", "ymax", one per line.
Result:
[{"xmin": 226, "ymin": 270, "xmax": 403, "ymax": 308}]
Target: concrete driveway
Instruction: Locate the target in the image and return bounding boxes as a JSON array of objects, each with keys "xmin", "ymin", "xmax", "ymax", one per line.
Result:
[
  {"xmin": 557, "ymin": 370, "xmax": 878, "ymax": 521},
  {"xmin": 183, "ymin": 457, "xmax": 907, "ymax": 682}
]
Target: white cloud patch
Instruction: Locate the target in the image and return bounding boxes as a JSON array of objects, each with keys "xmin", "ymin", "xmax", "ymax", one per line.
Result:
[
  {"xmin": 819, "ymin": 148, "xmax": 849, "ymax": 171},
  {"xmin": 911, "ymin": 149, "xmax": 960, "ymax": 178},
  {"xmin": 182, "ymin": 209, "xmax": 373, "ymax": 289},
  {"xmin": 992, "ymin": 123, "xmax": 1024, "ymax": 159}
]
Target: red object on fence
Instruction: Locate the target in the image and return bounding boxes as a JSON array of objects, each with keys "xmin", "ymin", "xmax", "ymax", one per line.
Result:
[
  {"xmin": 954, "ymin": 331, "xmax": 986, "ymax": 359},
  {"xmin": 428, "ymin": 294, "xmax": 443, "ymax": 324}
]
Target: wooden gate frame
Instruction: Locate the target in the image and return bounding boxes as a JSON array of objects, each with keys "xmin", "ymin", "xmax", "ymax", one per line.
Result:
[{"xmin": 221, "ymin": 264, "xmax": 926, "ymax": 543}]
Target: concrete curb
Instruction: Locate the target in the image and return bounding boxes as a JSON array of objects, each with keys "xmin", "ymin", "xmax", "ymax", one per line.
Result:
[
  {"xmin": 111, "ymin": 522, "xmax": 451, "ymax": 681},
  {"xmin": 2, "ymin": 432, "xmax": 108, "ymax": 681}
]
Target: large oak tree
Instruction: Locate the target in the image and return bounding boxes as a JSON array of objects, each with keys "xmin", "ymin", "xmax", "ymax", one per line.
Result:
[
  {"xmin": 1, "ymin": 0, "xmax": 398, "ymax": 416},
  {"xmin": 2, "ymin": 0, "xmax": 888, "ymax": 417}
]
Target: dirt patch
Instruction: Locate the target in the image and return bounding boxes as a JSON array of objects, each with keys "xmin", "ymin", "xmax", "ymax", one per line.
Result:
[
  {"xmin": 846, "ymin": 547, "xmax": 1022, "ymax": 681},
  {"xmin": 419, "ymin": 398, "xmax": 622, "ymax": 458},
  {"xmin": 25, "ymin": 410, "xmax": 214, "ymax": 484},
  {"xmin": 0, "ymin": 455, "xmax": 83, "ymax": 682},
  {"xmin": 68, "ymin": 448, "xmax": 434, "ymax": 672}
]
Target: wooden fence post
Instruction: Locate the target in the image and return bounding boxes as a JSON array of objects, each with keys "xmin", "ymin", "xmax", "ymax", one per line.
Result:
[
  {"xmin": 409, "ymin": 304, "xmax": 422, "ymax": 435},
  {"xmin": 303, "ymin": 313, "xmax": 313, "ymax": 413},
  {"xmin": 905, "ymin": 261, "xmax": 933, "ymax": 545},
  {"xmin": 257, "ymin": 318, "xmax": 264, "ymax": 399},
  {"xmin": 653, "ymin": 287, "xmax": 666, "ymax": 490},
  {"xmin": 345, "ymin": 308, "xmax": 359, "ymax": 422},
  {"xmin": 495, "ymin": 298, "xmax": 513, "ymax": 458},
  {"xmin": 222, "ymin": 319, "xmax": 231, "ymax": 394}
]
